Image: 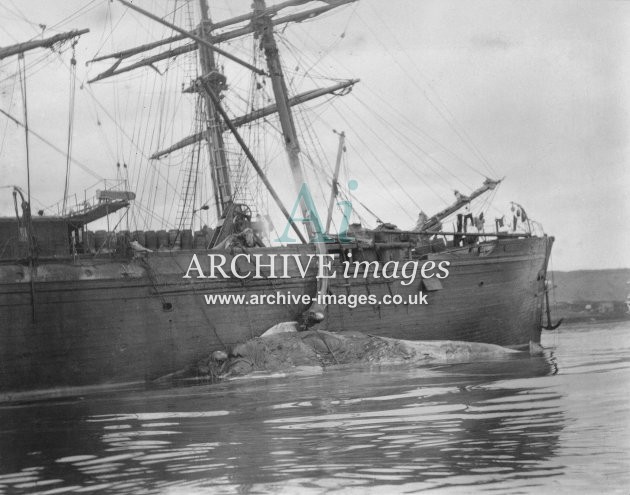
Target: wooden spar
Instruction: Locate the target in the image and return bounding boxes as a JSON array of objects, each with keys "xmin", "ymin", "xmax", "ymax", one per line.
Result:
[
  {"xmin": 325, "ymin": 131, "xmax": 345, "ymax": 232},
  {"xmin": 87, "ymin": 3, "xmax": 302, "ymax": 63},
  {"xmin": 390, "ymin": 230, "xmax": 531, "ymax": 238},
  {"xmin": 253, "ymin": 0, "xmax": 315, "ymax": 240},
  {"xmin": 0, "ymin": 29, "xmax": 90, "ymax": 60},
  {"xmin": 88, "ymin": 44, "xmax": 195, "ymax": 83},
  {"xmin": 151, "ymin": 80, "xmax": 358, "ymax": 159},
  {"xmin": 197, "ymin": 0, "xmax": 232, "ymax": 219},
  {"xmin": 213, "ymin": 0, "xmax": 311, "ymax": 30},
  {"xmin": 89, "ymin": 33, "xmax": 188, "ymax": 63},
  {"xmin": 421, "ymin": 178, "xmax": 502, "ymax": 231},
  {"xmin": 89, "ymin": 0, "xmax": 355, "ymax": 66},
  {"xmin": 89, "ymin": 1, "xmax": 355, "ymax": 83},
  {"xmin": 212, "ymin": 0, "xmax": 357, "ymax": 30},
  {"xmin": 200, "ymin": 80, "xmax": 307, "ymax": 244},
  {"xmin": 116, "ymin": 0, "xmax": 265, "ymax": 75},
  {"xmin": 371, "ymin": 233, "xmax": 530, "ymax": 250}
]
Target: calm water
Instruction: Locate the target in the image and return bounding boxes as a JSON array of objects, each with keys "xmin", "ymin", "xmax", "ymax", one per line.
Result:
[{"xmin": 1, "ymin": 321, "xmax": 629, "ymax": 494}]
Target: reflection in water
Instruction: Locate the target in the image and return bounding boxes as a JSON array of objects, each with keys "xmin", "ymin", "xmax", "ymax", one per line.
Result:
[{"xmin": 0, "ymin": 322, "xmax": 629, "ymax": 493}]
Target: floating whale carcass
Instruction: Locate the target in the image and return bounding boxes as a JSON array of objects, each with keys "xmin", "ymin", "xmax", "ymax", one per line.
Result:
[{"xmin": 170, "ymin": 328, "xmax": 523, "ymax": 381}]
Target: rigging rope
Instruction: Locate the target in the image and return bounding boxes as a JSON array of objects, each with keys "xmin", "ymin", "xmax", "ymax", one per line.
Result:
[
  {"xmin": 62, "ymin": 43, "xmax": 77, "ymax": 214},
  {"xmin": 0, "ymin": 65, "xmax": 17, "ymax": 157},
  {"xmin": 285, "ymin": 12, "xmax": 496, "ymax": 187},
  {"xmin": 277, "ymin": 31, "xmax": 468, "ymax": 208},
  {"xmin": 17, "ymin": 54, "xmax": 31, "ymax": 218},
  {"xmin": 358, "ymin": 7, "xmax": 498, "ymax": 179}
]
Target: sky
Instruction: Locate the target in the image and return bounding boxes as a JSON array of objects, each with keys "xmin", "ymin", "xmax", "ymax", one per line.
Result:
[{"xmin": 0, "ymin": 0, "xmax": 628, "ymax": 271}]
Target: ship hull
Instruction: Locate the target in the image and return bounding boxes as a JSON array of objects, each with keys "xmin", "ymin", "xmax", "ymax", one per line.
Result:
[
  {"xmin": 322, "ymin": 236, "xmax": 554, "ymax": 347},
  {"xmin": 0, "ymin": 246, "xmax": 317, "ymax": 398},
  {"xmin": 0, "ymin": 236, "xmax": 553, "ymax": 399}
]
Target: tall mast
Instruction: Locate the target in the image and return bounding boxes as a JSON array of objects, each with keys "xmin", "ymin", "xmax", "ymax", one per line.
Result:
[
  {"xmin": 197, "ymin": 0, "xmax": 232, "ymax": 219},
  {"xmin": 106, "ymin": 0, "xmax": 355, "ymax": 232},
  {"xmin": 252, "ymin": 0, "xmax": 315, "ymax": 240},
  {"xmin": 90, "ymin": 1, "xmax": 357, "ymax": 83},
  {"xmin": 151, "ymin": 79, "xmax": 358, "ymax": 159}
]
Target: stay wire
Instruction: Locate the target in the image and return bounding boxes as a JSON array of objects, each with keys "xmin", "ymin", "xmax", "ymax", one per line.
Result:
[
  {"xmin": 355, "ymin": 9, "xmax": 496, "ymax": 178},
  {"xmin": 278, "ymin": 26, "xmax": 467, "ymax": 188},
  {"xmin": 62, "ymin": 46, "xmax": 77, "ymax": 214},
  {"xmin": 18, "ymin": 54, "xmax": 32, "ymax": 215},
  {"xmin": 277, "ymin": 29, "xmax": 467, "ymax": 202}
]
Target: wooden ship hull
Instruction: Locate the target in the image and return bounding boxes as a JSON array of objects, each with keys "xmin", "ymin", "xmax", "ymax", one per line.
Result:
[
  {"xmin": 323, "ymin": 236, "xmax": 554, "ymax": 347},
  {"xmin": 0, "ymin": 2, "xmax": 558, "ymax": 401},
  {"xmin": 0, "ymin": 235, "xmax": 553, "ymax": 399},
  {"xmin": 0, "ymin": 246, "xmax": 317, "ymax": 399}
]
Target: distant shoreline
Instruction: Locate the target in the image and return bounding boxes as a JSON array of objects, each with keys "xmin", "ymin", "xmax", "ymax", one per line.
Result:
[
  {"xmin": 550, "ymin": 268, "xmax": 630, "ymax": 304},
  {"xmin": 546, "ymin": 268, "xmax": 629, "ymax": 326},
  {"xmin": 557, "ymin": 314, "xmax": 630, "ymax": 325},
  {"xmin": 551, "ymin": 303, "xmax": 629, "ymax": 325}
]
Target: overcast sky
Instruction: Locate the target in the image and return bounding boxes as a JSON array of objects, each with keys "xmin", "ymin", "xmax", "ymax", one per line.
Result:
[{"xmin": 0, "ymin": 0, "xmax": 628, "ymax": 271}]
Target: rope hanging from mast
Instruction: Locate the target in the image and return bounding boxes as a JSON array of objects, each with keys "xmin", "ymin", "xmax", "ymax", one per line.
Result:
[
  {"xmin": 200, "ymin": 79, "xmax": 307, "ymax": 244},
  {"xmin": 17, "ymin": 54, "xmax": 32, "ymax": 226},
  {"xmin": 17, "ymin": 54, "xmax": 37, "ymax": 322},
  {"xmin": 62, "ymin": 42, "xmax": 78, "ymax": 214}
]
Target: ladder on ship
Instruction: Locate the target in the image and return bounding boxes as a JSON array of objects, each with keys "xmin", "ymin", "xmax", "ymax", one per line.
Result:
[{"xmin": 175, "ymin": 0, "xmax": 202, "ymax": 231}]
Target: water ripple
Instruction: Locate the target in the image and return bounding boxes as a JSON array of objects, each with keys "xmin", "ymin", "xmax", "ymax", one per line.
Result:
[{"xmin": 0, "ymin": 323, "xmax": 628, "ymax": 493}]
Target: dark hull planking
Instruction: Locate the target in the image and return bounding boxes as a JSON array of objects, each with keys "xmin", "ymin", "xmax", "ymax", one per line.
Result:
[
  {"xmin": 322, "ymin": 236, "xmax": 554, "ymax": 347},
  {"xmin": 0, "ymin": 246, "xmax": 317, "ymax": 398},
  {"xmin": 0, "ymin": 236, "xmax": 553, "ymax": 400}
]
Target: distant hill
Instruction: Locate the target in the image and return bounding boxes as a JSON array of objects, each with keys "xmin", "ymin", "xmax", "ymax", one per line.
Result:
[{"xmin": 550, "ymin": 269, "xmax": 630, "ymax": 303}]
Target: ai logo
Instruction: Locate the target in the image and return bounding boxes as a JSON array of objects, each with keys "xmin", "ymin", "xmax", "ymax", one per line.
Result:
[{"xmin": 275, "ymin": 180, "xmax": 359, "ymax": 244}]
